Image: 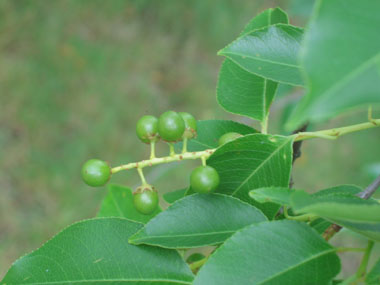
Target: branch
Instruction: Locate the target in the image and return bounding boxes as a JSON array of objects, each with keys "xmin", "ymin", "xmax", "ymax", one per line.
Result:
[
  {"xmin": 323, "ymin": 174, "xmax": 380, "ymax": 240},
  {"xmin": 294, "ymin": 119, "xmax": 380, "ymax": 141},
  {"xmin": 358, "ymin": 174, "xmax": 380, "ymax": 199}
]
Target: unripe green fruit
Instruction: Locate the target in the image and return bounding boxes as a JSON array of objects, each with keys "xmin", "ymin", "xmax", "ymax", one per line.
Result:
[
  {"xmin": 133, "ymin": 185, "xmax": 159, "ymax": 215},
  {"xmin": 81, "ymin": 159, "xmax": 111, "ymax": 187},
  {"xmin": 136, "ymin": 115, "xmax": 159, "ymax": 143},
  {"xmin": 158, "ymin": 111, "xmax": 185, "ymax": 142},
  {"xmin": 179, "ymin": 112, "xmax": 197, "ymax": 139},
  {"xmin": 218, "ymin": 132, "xmax": 242, "ymax": 146},
  {"xmin": 190, "ymin": 165, "xmax": 220, "ymax": 194}
]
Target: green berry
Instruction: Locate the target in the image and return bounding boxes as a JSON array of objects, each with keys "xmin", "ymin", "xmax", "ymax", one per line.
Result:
[
  {"xmin": 218, "ymin": 132, "xmax": 242, "ymax": 146},
  {"xmin": 136, "ymin": 115, "xmax": 159, "ymax": 143},
  {"xmin": 190, "ymin": 165, "xmax": 220, "ymax": 194},
  {"xmin": 158, "ymin": 111, "xmax": 185, "ymax": 142},
  {"xmin": 81, "ymin": 159, "xmax": 111, "ymax": 187},
  {"xmin": 133, "ymin": 185, "xmax": 159, "ymax": 215},
  {"xmin": 179, "ymin": 112, "xmax": 197, "ymax": 139}
]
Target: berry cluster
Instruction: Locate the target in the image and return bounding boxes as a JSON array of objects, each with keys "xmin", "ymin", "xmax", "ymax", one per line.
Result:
[{"xmin": 81, "ymin": 111, "xmax": 243, "ymax": 215}]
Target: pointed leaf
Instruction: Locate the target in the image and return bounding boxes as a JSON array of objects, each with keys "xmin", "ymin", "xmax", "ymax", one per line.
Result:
[
  {"xmin": 208, "ymin": 134, "xmax": 294, "ymax": 218},
  {"xmin": 129, "ymin": 194, "xmax": 267, "ymax": 248},
  {"xmin": 175, "ymin": 120, "xmax": 256, "ymax": 152},
  {"xmin": 194, "ymin": 220, "xmax": 340, "ymax": 285},
  {"xmin": 249, "ymin": 184, "xmax": 362, "ymax": 206},
  {"xmin": 1, "ymin": 218, "xmax": 194, "ymax": 284},
  {"xmin": 291, "ymin": 191, "xmax": 380, "ymax": 241},
  {"xmin": 219, "ymin": 24, "xmax": 304, "ymax": 86},
  {"xmin": 287, "ymin": 0, "xmax": 380, "ymax": 128},
  {"xmin": 217, "ymin": 8, "xmax": 289, "ymax": 122},
  {"xmin": 97, "ymin": 184, "xmax": 160, "ymax": 223}
]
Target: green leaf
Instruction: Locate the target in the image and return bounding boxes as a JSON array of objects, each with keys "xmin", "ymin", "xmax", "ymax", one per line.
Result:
[
  {"xmin": 217, "ymin": 8, "xmax": 289, "ymax": 122},
  {"xmin": 291, "ymin": 191, "xmax": 380, "ymax": 241},
  {"xmin": 163, "ymin": 188, "xmax": 188, "ymax": 204},
  {"xmin": 175, "ymin": 120, "xmax": 256, "ymax": 152},
  {"xmin": 241, "ymin": 7, "xmax": 288, "ymax": 35},
  {"xmin": 249, "ymin": 186, "xmax": 296, "ymax": 205},
  {"xmin": 217, "ymin": 60, "xmax": 278, "ymax": 121},
  {"xmin": 310, "ymin": 218, "xmax": 332, "ymax": 235},
  {"xmin": 367, "ymin": 258, "xmax": 380, "ymax": 284},
  {"xmin": 129, "ymin": 194, "xmax": 267, "ymax": 248},
  {"xmin": 194, "ymin": 220, "xmax": 340, "ymax": 285},
  {"xmin": 219, "ymin": 24, "xmax": 304, "ymax": 86},
  {"xmin": 208, "ymin": 134, "xmax": 294, "ymax": 218},
  {"xmin": 249, "ymin": 184, "xmax": 362, "ymax": 206},
  {"xmin": 97, "ymin": 184, "xmax": 160, "ymax": 223},
  {"xmin": 1, "ymin": 218, "xmax": 194, "ymax": 284},
  {"xmin": 287, "ymin": 0, "xmax": 380, "ymax": 128}
]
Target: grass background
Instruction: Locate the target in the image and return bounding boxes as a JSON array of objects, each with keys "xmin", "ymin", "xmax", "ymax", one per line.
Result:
[{"xmin": 1, "ymin": 0, "xmax": 379, "ymax": 279}]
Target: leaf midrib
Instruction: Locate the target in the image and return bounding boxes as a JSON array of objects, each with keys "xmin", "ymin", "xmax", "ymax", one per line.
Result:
[
  {"xmin": 257, "ymin": 248, "xmax": 336, "ymax": 284},
  {"xmin": 18, "ymin": 278, "xmax": 192, "ymax": 284},
  {"xmin": 231, "ymin": 137, "xmax": 292, "ymax": 196},
  {"xmin": 223, "ymin": 51, "xmax": 300, "ymax": 69}
]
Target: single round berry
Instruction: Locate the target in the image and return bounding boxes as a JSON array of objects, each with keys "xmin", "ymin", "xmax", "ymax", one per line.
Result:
[
  {"xmin": 136, "ymin": 115, "xmax": 159, "ymax": 143},
  {"xmin": 81, "ymin": 159, "xmax": 111, "ymax": 187},
  {"xmin": 133, "ymin": 185, "xmax": 159, "ymax": 215},
  {"xmin": 158, "ymin": 111, "xmax": 185, "ymax": 142},
  {"xmin": 218, "ymin": 132, "xmax": 242, "ymax": 146},
  {"xmin": 179, "ymin": 112, "xmax": 197, "ymax": 139},
  {"xmin": 190, "ymin": 165, "xmax": 220, "ymax": 194}
]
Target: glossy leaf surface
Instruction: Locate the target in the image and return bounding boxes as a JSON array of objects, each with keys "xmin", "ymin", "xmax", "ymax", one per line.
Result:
[
  {"xmin": 291, "ymin": 191, "xmax": 380, "ymax": 241},
  {"xmin": 217, "ymin": 8, "xmax": 289, "ymax": 122},
  {"xmin": 1, "ymin": 218, "xmax": 194, "ymax": 284},
  {"xmin": 288, "ymin": 0, "xmax": 380, "ymax": 128},
  {"xmin": 194, "ymin": 220, "xmax": 340, "ymax": 285},
  {"xmin": 208, "ymin": 134, "xmax": 294, "ymax": 218},
  {"xmin": 129, "ymin": 194, "xmax": 267, "ymax": 248},
  {"xmin": 220, "ymin": 24, "xmax": 304, "ymax": 86},
  {"xmin": 97, "ymin": 184, "xmax": 160, "ymax": 223}
]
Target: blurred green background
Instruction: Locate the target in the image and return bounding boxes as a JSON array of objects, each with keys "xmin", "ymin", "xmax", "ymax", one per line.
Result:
[{"xmin": 1, "ymin": 0, "xmax": 379, "ymax": 279}]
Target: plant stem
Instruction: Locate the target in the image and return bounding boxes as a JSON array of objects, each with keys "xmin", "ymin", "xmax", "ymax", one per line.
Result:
[
  {"xmin": 356, "ymin": 240, "xmax": 374, "ymax": 279},
  {"xmin": 336, "ymin": 247, "xmax": 367, "ymax": 253},
  {"xmin": 294, "ymin": 119, "xmax": 380, "ymax": 142},
  {"xmin": 182, "ymin": 137, "xmax": 188, "ymax": 154},
  {"xmin": 111, "ymin": 118, "xmax": 379, "ymax": 175},
  {"xmin": 261, "ymin": 115, "xmax": 269, "ymax": 134},
  {"xmin": 201, "ymin": 156, "xmax": 207, "ymax": 166},
  {"xmin": 168, "ymin": 143, "xmax": 175, "ymax": 156},
  {"xmin": 137, "ymin": 167, "xmax": 148, "ymax": 186},
  {"xmin": 111, "ymin": 149, "xmax": 215, "ymax": 173},
  {"xmin": 150, "ymin": 141, "xmax": 156, "ymax": 159},
  {"xmin": 189, "ymin": 257, "xmax": 208, "ymax": 272}
]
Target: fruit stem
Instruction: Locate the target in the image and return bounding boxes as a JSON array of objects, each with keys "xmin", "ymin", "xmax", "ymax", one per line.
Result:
[
  {"xmin": 182, "ymin": 137, "xmax": 188, "ymax": 154},
  {"xmin": 150, "ymin": 141, "xmax": 156, "ymax": 159},
  {"xmin": 201, "ymin": 156, "xmax": 207, "ymax": 166},
  {"xmin": 168, "ymin": 143, "xmax": 175, "ymax": 157},
  {"xmin": 137, "ymin": 167, "xmax": 148, "ymax": 186}
]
